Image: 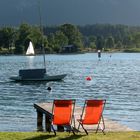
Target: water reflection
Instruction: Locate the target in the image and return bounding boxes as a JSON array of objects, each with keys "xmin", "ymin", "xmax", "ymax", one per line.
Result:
[{"xmin": 26, "ymin": 56, "xmax": 35, "ymax": 69}]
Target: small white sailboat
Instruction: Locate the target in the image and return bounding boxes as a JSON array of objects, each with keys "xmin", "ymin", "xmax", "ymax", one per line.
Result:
[{"xmin": 26, "ymin": 41, "xmax": 35, "ymax": 56}]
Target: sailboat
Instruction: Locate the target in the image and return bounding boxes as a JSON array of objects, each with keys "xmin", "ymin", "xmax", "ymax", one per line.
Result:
[
  {"xmin": 26, "ymin": 41, "xmax": 35, "ymax": 56},
  {"xmin": 9, "ymin": 1, "xmax": 67, "ymax": 82},
  {"xmin": 9, "ymin": 69, "xmax": 67, "ymax": 82},
  {"xmin": 10, "ymin": 45, "xmax": 67, "ymax": 81},
  {"xmin": 10, "ymin": 41, "xmax": 67, "ymax": 81}
]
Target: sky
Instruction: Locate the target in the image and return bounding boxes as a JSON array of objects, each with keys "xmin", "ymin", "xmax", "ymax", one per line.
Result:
[{"xmin": 0, "ymin": 0, "xmax": 140, "ymax": 26}]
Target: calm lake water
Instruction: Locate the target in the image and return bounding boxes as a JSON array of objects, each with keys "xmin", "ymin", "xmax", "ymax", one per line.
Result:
[{"xmin": 0, "ymin": 53, "xmax": 140, "ymax": 131}]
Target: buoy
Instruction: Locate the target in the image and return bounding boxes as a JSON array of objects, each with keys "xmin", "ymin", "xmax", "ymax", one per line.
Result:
[
  {"xmin": 86, "ymin": 76, "xmax": 92, "ymax": 81},
  {"xmin": 47, "ymin": 87, "xmax": 51, "ymax": 91},
  {"xmin": 98, "ymin": 50, "xmax": 101, "ymax": 59}
]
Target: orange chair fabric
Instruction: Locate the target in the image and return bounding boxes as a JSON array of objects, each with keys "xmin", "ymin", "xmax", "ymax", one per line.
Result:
[
  {"xmin": 77, "ymin": 99, "xmax": 106, "ymax": 135},
  {"xmin": 53, "ymin": 100, "xmax": 73, "ymax": 125},
  {"xmin": 82, "ymin": 100, "xmax": 104, "ymax": 124}
]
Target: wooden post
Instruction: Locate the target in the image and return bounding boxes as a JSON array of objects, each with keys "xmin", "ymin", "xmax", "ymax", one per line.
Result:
[
  {"xmin": 57, "ymin": 125, "xmax": 64, "ymax": 132},
  {"xmin": 37, "ymin": 111, "xmax": 43, "ymax": 131},
  {"xmin": 45, "ymin": 114, "xmax": 51, "ymax": 132}
]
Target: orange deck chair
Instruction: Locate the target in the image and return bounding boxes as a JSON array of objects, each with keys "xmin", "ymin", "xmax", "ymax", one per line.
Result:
[
  {"xmin": 77, "ymin": 99, "xmax": 106, "ymax": 135},
  {"xmin": 51, "ymin": 99, "xmax": 76, "ymax": 135}
]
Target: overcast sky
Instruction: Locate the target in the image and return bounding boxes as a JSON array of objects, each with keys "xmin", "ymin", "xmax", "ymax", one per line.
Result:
[{"xmin": 0, "ymin": 0, "xmax": 140, "ymax": 26}]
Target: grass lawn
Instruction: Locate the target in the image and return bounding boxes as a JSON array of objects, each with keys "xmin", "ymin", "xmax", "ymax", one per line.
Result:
[{"xmin": 0, "ymin": 131, "xmax": 140, "ymax": 140}]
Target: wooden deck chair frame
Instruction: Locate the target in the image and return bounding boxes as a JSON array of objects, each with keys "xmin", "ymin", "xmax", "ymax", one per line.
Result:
[
  {"xmin": 77, "ymin": 99, "xmax": 106, "ymax": 135},
  {"xmin": 50, "ymin": 99, "xmax": 76, "ymax": 135}
]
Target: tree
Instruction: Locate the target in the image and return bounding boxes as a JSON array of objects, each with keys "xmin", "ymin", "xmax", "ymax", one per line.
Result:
[
  {"xmin": 15, "ymin": 23, "xmax": 48, "ymax": 54},
  {"xmin": 14, "ymin": 45, "xmax": 24, "ymax": 54},
  {"xmin": 60, "ymin": 24, "xmax": 84, "ymax": 50},
  {"xmin": 133, "ymin": 32, "xmax": 140, "ymax": 48},
  {"xmin": 88, "ymin": 35, "xmax": 96, "ymax": 49},
  {"xmin": 116, "ymin": 41, "xmax": 123, "ymax": 49},
  {"xmin": 89, "ymin": 35, "xmax": 96, "ymax": 42},
  {"xmin": 89, "ymin": 42, "xmax": 96, "ymax": 49},
  {"xmin": 29, "ymin": 26, "xmax": 48, "ymax": 53},
  {"xmin": 47, "ymin": 33, "xmax": 55, "ymax": 53},
  {"xmin": 96, "ymin": 36, "xmax": 104, "ymax": 50},
  {"xmin": 28, "ymin": 26, "xmax": 42, "ymax": 49},
  {"xmin": 54, "ymin": 31, "xmax": 68, "ymax": 53},
  {"xmin": 15, "ymin": 23, "xmax": 32, "ymax": 54},
  {"xmin": 106, "ymin": 36, "xmax": 115, "ymax": 49},
  {"xmin": 55, "ymin": 31, "xmax": 68, "ymax": 47},
  {"xmin": 47, "ymin": 31, "xmax": 68, "ymax": 53},
  {"xmin": 0, "ymin": 27, "xmax": 16, "ymax": 52}
]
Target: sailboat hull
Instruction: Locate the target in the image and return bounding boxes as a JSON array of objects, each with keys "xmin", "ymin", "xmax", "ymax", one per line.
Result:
[
  {"xmin": 9, "ymin": 69, "xmax": 67, "ymax": 82},
  {"xmin": 10, "ymin": 74, "xmax": 67, "ymax": 82}
]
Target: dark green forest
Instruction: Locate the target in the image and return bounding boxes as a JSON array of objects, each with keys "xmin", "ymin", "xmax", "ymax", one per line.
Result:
[{"xmin": 1, "ymin": 23, "xmax": 140, "ymax": 55}]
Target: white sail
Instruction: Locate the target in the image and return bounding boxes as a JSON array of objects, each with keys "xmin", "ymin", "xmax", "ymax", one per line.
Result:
[{"xmin": 26, "ymin": 41, "xmax": 35, "ymax": 55}]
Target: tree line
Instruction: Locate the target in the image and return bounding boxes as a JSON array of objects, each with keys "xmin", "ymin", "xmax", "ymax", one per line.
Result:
[{"xmin": 1, "ymin": 23, "xmax": 140, "ymax": 54}]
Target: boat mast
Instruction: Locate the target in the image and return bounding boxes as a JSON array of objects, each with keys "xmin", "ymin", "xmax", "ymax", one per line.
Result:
[{"xmin": 38, "ymin": 0, "xmax": 46, "ymax": 69}]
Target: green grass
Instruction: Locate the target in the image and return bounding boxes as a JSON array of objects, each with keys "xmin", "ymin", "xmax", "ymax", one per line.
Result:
[{"xmin": 0, "ymin": 132, "xmax": 140, "ymax": 140}]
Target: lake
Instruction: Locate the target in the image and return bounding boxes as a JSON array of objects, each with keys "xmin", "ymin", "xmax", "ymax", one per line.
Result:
[{"xmin": 0, "ymin": 53, "xmax": 140, "ymax": 131}]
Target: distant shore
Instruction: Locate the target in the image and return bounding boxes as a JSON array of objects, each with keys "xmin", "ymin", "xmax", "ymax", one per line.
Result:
[
  {"xmin": 1, "ymin": 48, "xmax": 140, "ymax": 56},
  {"xmin": 1, "ymin": 47, "xmax": 140, "ymax": 56}
]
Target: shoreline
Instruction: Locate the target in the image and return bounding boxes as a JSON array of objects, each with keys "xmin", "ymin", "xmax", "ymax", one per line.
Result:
[{"xmin": 1, "ymin": 48, "xmax": 140, "ymax": 56}]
